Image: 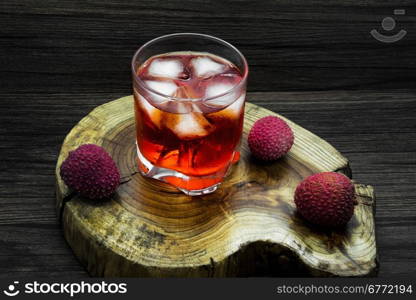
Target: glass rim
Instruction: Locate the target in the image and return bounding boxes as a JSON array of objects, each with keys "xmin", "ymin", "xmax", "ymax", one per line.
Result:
[{"xmin": 131, "ymin": 33, "xmax": 249, "ymax": 102}]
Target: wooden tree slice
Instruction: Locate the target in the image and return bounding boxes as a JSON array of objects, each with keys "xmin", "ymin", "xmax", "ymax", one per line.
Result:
[{"xmin": 55, "ymin": 96, "xmax": 378, "ymax": 277}]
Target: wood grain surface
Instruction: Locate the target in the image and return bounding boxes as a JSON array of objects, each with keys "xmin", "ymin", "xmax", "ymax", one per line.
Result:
[
  {"xmin": 0, "ymin": 0, "xmax": 415, "ymax": 278},
  {"xmin": 1, "ymin": 0, "xmax": 415, "ymax": 93},
  {"xmin": 55, "ymin": 96, "xmax": 376, "ymax": 277}
]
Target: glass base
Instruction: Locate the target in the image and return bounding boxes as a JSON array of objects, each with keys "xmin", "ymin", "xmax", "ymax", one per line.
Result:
[{"xmin": 136, "ymin": 144, "xmax": 222, "ymax": 196}]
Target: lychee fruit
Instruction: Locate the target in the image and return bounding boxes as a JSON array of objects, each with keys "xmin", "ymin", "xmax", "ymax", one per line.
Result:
[
  {"xmin": 60, "ymin": 144, "xmax": 120, "ymax": 199},
  {"xmin": 248, "ymin": 116, "xmax": 294, "ymax": 161},
  {"xmin": 294, "ymin": 172, "xmax": 356, "ymax": 228}
]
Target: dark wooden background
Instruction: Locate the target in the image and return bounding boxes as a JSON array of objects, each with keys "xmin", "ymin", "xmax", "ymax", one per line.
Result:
[{"xmin": 0, "ymin": 0, "xmax": 415, "ymax": 278}]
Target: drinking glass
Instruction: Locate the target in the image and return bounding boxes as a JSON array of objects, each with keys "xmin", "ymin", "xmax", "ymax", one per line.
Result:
[{"xmin": 132, "ymin": 33, "xmax": 248, "ymax": 195}]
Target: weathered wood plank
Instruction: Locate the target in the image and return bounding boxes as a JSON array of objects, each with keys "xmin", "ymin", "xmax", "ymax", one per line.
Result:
[{"xmin": 0, "ymin": 0, "xmax": 415, "ymax": 93}]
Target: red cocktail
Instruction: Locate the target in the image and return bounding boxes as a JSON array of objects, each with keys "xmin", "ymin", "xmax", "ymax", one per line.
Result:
[{"xmin": 132, "ymin": 34, "xmax": 248, "ymax": 195}]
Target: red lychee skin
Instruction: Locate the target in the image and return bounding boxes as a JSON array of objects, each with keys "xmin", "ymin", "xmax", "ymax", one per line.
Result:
[
  {"xmin": 248, "ymin": 116, "xmax": 294, "ymax": 161},
  {"xmin": 294, "ymin": 172, "xmax": 356, "ymax": 228},
  {"xmin": 60, "ymin": 144, "xmax": 120, "ymax": 199}
]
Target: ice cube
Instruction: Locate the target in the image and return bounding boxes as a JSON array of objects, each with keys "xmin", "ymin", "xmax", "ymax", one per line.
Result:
[
  {"xmin": 192, "ymin": 56, "xmax": 225, "ymax": 78},
  {"xmin": 205, "ymin": 83, "xmax": 234, "ymax": 98},
  {"xmin": 135, "ymin": 91, "xmax": 162, "ymax": 128},
  {"xmin": 148, "ymin": 58, "xmax": 183, "ymax": 79},
  {"xmin": 165, "ymin": 113, "xmax": 213, "ymax": 140},
  {"xmin": 223, "ymin": 94, "xmax": 245, "ymax": 116},
  {"xmin": 168, "ymin": 101, "xmax": 192, "ymax": 114},
  {"xmin": 191, "ymin": 102, "xmax": 203, "ymax": 113},
  {"xmin": 204, "ymin": 83, "xmax": 237, "ymax": 107},
  {"xmin": 145, "ymin": 80, "xmax": 178, "ymax": 104},
  {"xmin": 145, "ymin": 80, "xmax": 177, "ymax": 97}
]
